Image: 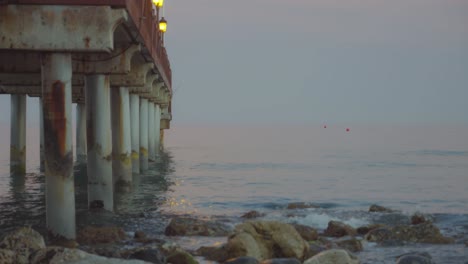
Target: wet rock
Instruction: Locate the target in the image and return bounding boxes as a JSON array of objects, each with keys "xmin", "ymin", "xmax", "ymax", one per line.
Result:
[
  {"xmin": 0, "ymin": 249, "xmax": 15, "ymax": 264},
  {"xmin": 195, "ymin": 246, "xmax": 226, "ymax": 262},
  {"xmin": 242, "ymin": 211, "xmax": 265, "ymax": 219},
  {"xmin": 335, "ymin": 238, "xmax": 363, "ymax": 252},
  {"xmin": 224, "ymin": 256, "xmax": 260, "ymax": 264},
  {"xmin": 129, "ymin": 248, "xmax": 166, "ymax": 264},
  {"xmin": 166, "ymin": 249, "xmax": 198, "ymax": 264},
  {"xmin": 303, "ymin": 249, "xmax": 359, "ymax": 264},
  {"xmin": 77, "ymin": 226, "xmax": 126, "ymax": 245},
  {"xmin": 292, "ymin": 224, "xmax": 318, "ymax": 241},
  {"xmin": 287, "ymin": 202, "xmax": 319, "ymax": 210},
  {"xmin": 323, "ymin": 221, "xmax": 357, "ymax": 237},
  {"xmin": 30, "ymin": 247, "xmax": 148, "ymax": 264},
  {"xmin": 356, "ymin": 224, "xmax": 385, "ymax": 235},
  {"xmin": 260, "ymin": 258, "xmax": 301, "ymax": 264},
  {"xmin": 134, "ymin": 231, "xmax": 147, "ymax": 240},
  {"xmin": 164, "ymin": 217, "xmax": 230, "ymax": 236},
  {"xmin": 225, "ymin": 221, "xmax": 309, "ymax": 261},
  {"xmin": 0, "ymin": 226, "xmax": 46, "ymax": 264},
  {"xmin": 464, "ymin": 240, "xmax": 468, "ymax": 247},
  {"xmin": 396, "ymin": 252, "xmax": 434, "ymax": 264},
  {"xmin": 411, "ymin": 213, "xmax": 428, "ymax": 225},
  {"xmin": 365, "ymin": 223, "xmax": 454, "ymax": 244},
  {"xmin": 303, "ymin": 244, "xmax": 327, "ymax": 260},
  {"xmin": 369, "ymin": 204, "xmax": 393, "ymax": 212}
]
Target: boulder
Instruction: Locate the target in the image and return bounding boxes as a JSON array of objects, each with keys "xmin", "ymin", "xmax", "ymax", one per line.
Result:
[
  {"xmin": 0, "ymin": 249, "xmax": 16, "ymax": 264},
  {"xmin": 396, "ymin": 252, "xmax": 434, "ymax": 264},
  {"xmin": 369, "ymin": 204, "xmax": 393, "ymax": 212},
  {"xmin": 411, "ymin": 213, "xmax": 428, "ymax": 225},
  {"xmin": 287, "ymin": 203, "xmax": 319, "ymax": 210},
  {"xmin": 225, "ymin": 256, "xmax": 260, "ymax": 264},
  {"xmin": 164, "ymin": 217, "xmax": 230, "ymax": 236},
  {"xmin": 166, "ymin": 249, "xmax": 198, "ymax": 264},
  {"xmin": 30, "ymin": 247, "xmax": 149, "ymax": 264},
  {"xmin": 356, "ymin": 224, "xmax": 385, "ymax": 235},
  {"xmin": 335, "ymin": 238, "xmax": 363, "ymax": 252},
  {"xmin": 242, "ymin": 211, "xmax": 266, "ymax": 219},
  {"xmin": 0, "ymin": 227, "xmax": 46, "ymax": 264},
  {"xmin": 195, "ymin": 246, "xmax": 226, "ymax": 262},
  {"xmin": 303, "ymin": 249, "xmax": 359, "ymax": 264},
  {"xmin": 303, "ymin": 244, "xmax": 327, "ymax": 260},
  {"xmin": 365, "ymin": 223, "xmax": 454, "ymax": 244},
  {"xmin": 225, "ymin": 221, "xmax": 309, "ymax": 261},
  {"xmin": 292, "ymin": 224, "xmax": 318, "ymax": 241},
  {"xmin": 134, "ymin": 231, "xmax": 147, "ymax": 240},
  {"xmin": 323, "ymin": 221, "xmax": 357, "ymax": 237},
  {"xmin": 77, "ymin": 226, "xmax": 126, "ymax": 245},
  {"xmin": 260, "ymin": 258, "xmax": 301, "ymax": 264},
  {"xmin": 129, "ymin": 248, "xmax": 166, "ymax": 264}
]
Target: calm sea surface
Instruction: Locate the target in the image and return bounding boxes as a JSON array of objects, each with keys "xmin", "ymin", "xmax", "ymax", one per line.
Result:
[{"xmin": 0, "ymin": 124, "xmax": 467, "ymax": 263}]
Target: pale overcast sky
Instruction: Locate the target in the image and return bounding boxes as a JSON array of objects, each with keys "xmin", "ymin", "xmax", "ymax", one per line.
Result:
[
  {"xmin": 0, "ymin": 0, "xmax": 466, "ymax": 126},
  {"xmin": 165, "ymin": 0, "xmax": 468, "ymax": 125}
]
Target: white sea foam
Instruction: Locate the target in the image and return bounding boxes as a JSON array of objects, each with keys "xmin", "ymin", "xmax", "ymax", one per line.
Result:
[{"xmin": 293, "ymin": 212, "xmax": 370, "ymax": 230}]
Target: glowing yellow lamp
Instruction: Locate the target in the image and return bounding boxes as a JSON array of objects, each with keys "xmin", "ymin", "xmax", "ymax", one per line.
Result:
[
  {"xmin": 159, "ymin": 17, "xmax": 167, "ymax": 33},
  {"xmin": 153, "ymin": 0, "xmax": 164, "ymax": 8}
]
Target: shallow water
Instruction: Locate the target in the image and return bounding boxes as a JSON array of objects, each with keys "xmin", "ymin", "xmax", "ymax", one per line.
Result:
[{"xmin": 0, "ymin": 124, "xmax": 467, "ymax": 262}]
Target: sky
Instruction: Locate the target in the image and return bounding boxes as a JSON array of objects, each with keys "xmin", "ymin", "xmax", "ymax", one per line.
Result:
[{"xmin": 165, "ymin": 0, "xmax": 468, "ymax": 125}]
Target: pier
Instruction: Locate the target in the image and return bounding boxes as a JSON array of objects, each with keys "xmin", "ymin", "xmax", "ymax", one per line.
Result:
[{"xmin": 0, "ymin": 0, "xmax": 172, "ymax": 240}]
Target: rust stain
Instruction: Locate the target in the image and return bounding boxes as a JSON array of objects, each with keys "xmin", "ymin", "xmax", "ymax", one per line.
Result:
[{"xmin": 83, "ymin": 36, "xmax": 90, "ymax": 48}]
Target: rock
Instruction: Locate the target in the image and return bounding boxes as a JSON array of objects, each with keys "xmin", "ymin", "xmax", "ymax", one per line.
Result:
[
  {"xmin": 195, "ymin": 246, "xmax": 226, "ymax": 262},
  {"xmin": 129, "ymin": 248, "xmax": 166, "ymax": 264},
  {"xmin": 166, "ymin": 249, "xmax": 198, "ymax": 264},
  {"xmin": 292, "ymin": 224, "xmax": 318, "ymax": 241},
  {"xmin": 260, "ymin": 258, "xmax": 301, "ymax": 264},
  {"xmin": 335, "ymin": 238, "xmax": 363, "ymax": 252},
  {"xmin": 369, "ymin": 204, "xmax": 393, "ymax": 212},
  {"xmin": 287, "ymin": 202, "xmax": 319, "ymax": 210},
  {"xmin": 77, "ymin": 226, "xmax": 126, "ymax": 245},
  {"xmin": 303, "ymin": 244, "xmax": 327, "ymax": 260},
  {"xmin": 303, "ymin": 249, "xmax": 359, "ymax": 264},
  {"xmin": 224, "ymin": 256, "xmax": 260, "ymax": 264},
  {"xmin": 0, "ymin": 249, "xmax": 16, "ymax": 264},
  {"xmin": 411, "ymin": 213, "xmax": 428, "ymax": 225},
  {"xmin": 396, "ymin": 252, "xmax": 434, "ymax": 264},
  {"xmin": 0, "ymin": 226, "xmax": 46, "ymax": 264},
  {"xmin": 134, "ymin": 231, "xmax": 147, "ymax": 240},
  {"xmin": 356, "ymin": 224, "xmax": 385, "ymax": 235},
  {"xmin": 323, "ymin": 221, "xmax": 357, "ymax": 237},
  {"xmin": 30, "ymin": 247, "xmax": 149, "ymax": 264},
  {"xmin": 365, "ymin": 223, "xmax": 454, "ymax": 244},
  {"xmin": 164, "ymin": 217, "xmax": 230, "ymax": 236},
  {"xmin": 242, "ymin": 211, "xmax": 265, "ymax": 219},
  {"xmin": 225, "ymin": 221, "xmax": 309, "ymax": 261}
]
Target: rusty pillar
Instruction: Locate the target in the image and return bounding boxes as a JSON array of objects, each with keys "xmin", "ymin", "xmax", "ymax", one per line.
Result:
[
  {"xmin": 85, "ymin": 75, "xmax": 113, "ymax": 211},
  {"xmin": 154, "ymin": 104, "xmax": 161, "ymax": 153},
  {"xmin": 10, "ymin": 95, "xmax": 26, "ymax": 175},
  {"xmin": 41, "ymin": 53, "xmax": 75, "ymax": 240},
  {"xmin": 39, "ymin": 98, "xmax": 45, "ymax": 172},
  {"xmin": 148, "ymin": 102, "xmax": 155, "ymax": 161},
  {"xmin": 76, "ymin": 103, "xmax": 87, "ymax": 164},
  {"xmin": 130, "ymin": 94, "xmax": 140, "ymax": 174},
  {"xmin": 111, "ymin": 87, "xmax": 132, "ymax": 192},
  {"xmin": 139, "ymin": 98, "xmax": 149, "ymax": 172}
]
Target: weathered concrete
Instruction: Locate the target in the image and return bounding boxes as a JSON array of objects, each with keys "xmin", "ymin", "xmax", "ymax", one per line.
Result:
[
  {"xmin": 85, "ymin": 75, "xmax": 113, "ymax": 211},
  {"xmin": 111, "ymin": 87, "xmax": 132, "ymax": 192},
  {"xmin": 148, "ymin": 102, "xmax": 156, "ymax": 161},
  {"xmin": 130, "ymin": 94, "xmax": 140, "ymax": 174},
  {"xmin": 154, "ymin": 104, "xmax": 161, "ymax": 152},
  {"xmin": 10, "ymin": 94, "xmax": 26, "ymax": 175},
  {"xmin": 139, "ymin": 98, "xmax": 149, "ymax": 172},
  {"xmin": 76, "ymin": 103, "xmax": 87, "ymax": 164},
  {"xmin": 41, "ymin": 53, "xmax": 75, "ymax": 239}
]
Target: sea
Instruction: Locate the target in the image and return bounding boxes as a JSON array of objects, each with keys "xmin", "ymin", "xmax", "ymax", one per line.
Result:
[{"xmin": 0, "ymin": 123, "xmax": 467, "ymax": 263}]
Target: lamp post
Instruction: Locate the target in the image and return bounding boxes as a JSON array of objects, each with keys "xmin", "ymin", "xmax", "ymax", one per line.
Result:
[
  {"xmin": 152, "ymin": 0, "xmax": 164, "ymax": 18},
  {"xmin": 159, "ymin": 17, "xmax": 167, "ymax": 44}
]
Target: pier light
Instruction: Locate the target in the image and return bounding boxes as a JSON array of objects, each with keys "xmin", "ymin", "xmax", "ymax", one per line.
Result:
[
  {"xmin": 159, "ymin": 17, "xmax": 167, "ymax": 33},
  {"xmin": 153, "ymin": 0, "xmax": 164, "ymax": 8}
]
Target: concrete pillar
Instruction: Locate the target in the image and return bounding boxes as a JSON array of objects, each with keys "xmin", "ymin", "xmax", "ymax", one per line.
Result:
[
  {"xmin": 76, "ymin": 103, "xmax": 87, "ymax": 163},
  {"xmin": 160, "ymin": 129, "xmax": 164, "ymax": 150},
  {"xmin": 85, "ymin": 74, "xmax": 113, "ymax": 211},
  {"xmin": 148, "ymin": 102, "xmax": 155, "ymax": 161},
  {"xmin": 39, "ymin": 98, "xmax": 45, "ymax": 172},
  {"xmin": 41, "ymin": 53, "xmax": 75, "ymax": 240},
  {"xmin": 154, "ymin": 104, "xmax": 161, "ymax": 152},
  {"xmin": 111, "ymin": 87, "xmax": 132, "ymax": 192},
  {"xmin": 139, "ymin": 98, "xmax": 149, "ymax": 171},
  {"xmin": 10, "ymin": 95, "xmax": 27, "ymax": 175},
  {"xmin": 130, "ymin": 94, "xmax": 140, "ymax": 174}
]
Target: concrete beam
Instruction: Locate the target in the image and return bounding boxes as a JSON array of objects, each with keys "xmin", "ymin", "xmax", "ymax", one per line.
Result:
[{"xmin": 0, "ymin": 5, "xmax": 127, "ymax": 52}]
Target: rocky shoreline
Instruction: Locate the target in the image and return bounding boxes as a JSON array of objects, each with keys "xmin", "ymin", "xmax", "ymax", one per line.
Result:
[{"xmin": 0, "ymin": 204, "xmax": 465, "ymax": 264}]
